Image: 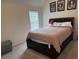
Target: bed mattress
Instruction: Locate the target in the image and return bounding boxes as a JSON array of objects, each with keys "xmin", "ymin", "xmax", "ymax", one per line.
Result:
[{"xmin": 27, "ymin": 26, "xmax": 72, "ymax": 53}]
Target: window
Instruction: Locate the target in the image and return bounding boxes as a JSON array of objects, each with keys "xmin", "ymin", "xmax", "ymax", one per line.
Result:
[{"xmin": 29, "ymin": 11, "xmax": 39, "ymax": 30}]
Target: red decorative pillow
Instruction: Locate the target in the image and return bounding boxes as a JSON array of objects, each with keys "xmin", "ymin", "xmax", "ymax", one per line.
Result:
[{"xmin": 49, "ymin": 19, "xmax": 55, "ymax": 24}]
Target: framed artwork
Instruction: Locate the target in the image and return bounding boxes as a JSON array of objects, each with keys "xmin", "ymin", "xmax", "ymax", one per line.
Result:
[
  {"xmin": 50, "ymin": 2, "xmax": 56, "ymax": 12},
  {"xmin": 57, "ymin": 0, "xmax": 65, "ymax": 11},
  {"xmin": 67, "ymin": 0, "xmax": 77, "ymax": 10}
]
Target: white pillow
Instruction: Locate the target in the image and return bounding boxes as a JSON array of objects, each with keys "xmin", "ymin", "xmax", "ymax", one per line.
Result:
[
  {"xmin": 52, "ymin": 22, "xmax": 72, "ymax": 28},
  {"xmin": 53, "ymin": 22, "xmax": 62, "ymax": 26},
  {"xmin": 61, "ymin": 22, "xmax": 72, "ymax": 28}
]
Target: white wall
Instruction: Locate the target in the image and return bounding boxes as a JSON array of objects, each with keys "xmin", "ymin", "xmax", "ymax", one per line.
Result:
[
  {"xmin": 1, "ymin": 2, "xmax": 43, "ymax": 47},
  {"xmin": 1, "ymin": 2, "xmax": 30, "ymax": 46},
  {"xmin": 42, "ymin": 0, "xmax": 78, "ymax": 40}
]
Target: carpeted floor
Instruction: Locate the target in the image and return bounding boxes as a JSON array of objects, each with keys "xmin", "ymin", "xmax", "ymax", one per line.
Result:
[
  {"xmin": 1, "ymin": 40, "xmax": 78, "ymax": 59},
  {"xmin": 58, "ymin": 40, "xmax": 78, "ymax": 59}
]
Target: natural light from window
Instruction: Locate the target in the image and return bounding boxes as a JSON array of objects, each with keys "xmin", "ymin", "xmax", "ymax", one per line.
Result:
[{"xmin": 29, "ymin": 11, "xmax": 39, "ymax": 31}]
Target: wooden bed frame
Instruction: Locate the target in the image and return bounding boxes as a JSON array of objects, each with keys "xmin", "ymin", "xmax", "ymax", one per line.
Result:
[{"xmin": 26, "ymin": 17, "xmax": 74, "ymax": 59}]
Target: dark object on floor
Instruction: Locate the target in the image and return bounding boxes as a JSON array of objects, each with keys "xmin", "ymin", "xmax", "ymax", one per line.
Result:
[{"xmin": 1, "ymin": 40, "xmax": 12, "ymax": 55}]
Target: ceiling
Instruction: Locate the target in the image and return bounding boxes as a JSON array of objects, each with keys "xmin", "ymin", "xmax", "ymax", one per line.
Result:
[{"xmin": 2, "ymin": 0, "xmax": 46, "ymax": 7}]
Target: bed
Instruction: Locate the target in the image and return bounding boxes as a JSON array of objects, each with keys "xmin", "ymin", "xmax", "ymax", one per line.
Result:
[{"xmin": 26, "ymin": 17, "xmax": 74, "ymax": 59}]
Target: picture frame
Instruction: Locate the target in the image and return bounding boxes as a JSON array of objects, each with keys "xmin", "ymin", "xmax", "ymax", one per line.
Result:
[
  {"xmin": 57, "ymin": 0, "xmax": 65, "ymax": 11},
  {"xmin": 67, "ymin": 0, "xmax": 77, "ymax": 10},
  {"xmin": 50, "ymin": 2, "xmax": 56, "ymax": 12}
]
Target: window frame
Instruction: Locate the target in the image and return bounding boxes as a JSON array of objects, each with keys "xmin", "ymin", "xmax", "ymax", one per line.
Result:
[{"xmin": 28, "ymin": 10, "xmax": 39, "ymax": 30}]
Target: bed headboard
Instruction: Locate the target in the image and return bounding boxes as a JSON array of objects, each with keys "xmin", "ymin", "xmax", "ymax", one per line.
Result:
[{"xmin": 49, "ymin": 17, "xmax": 74, "ymax": 26}]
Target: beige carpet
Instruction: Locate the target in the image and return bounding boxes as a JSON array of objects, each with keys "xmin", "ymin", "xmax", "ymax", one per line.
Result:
[
  {"xmin": 58, "ymin": 40, "xmax": 78, "ymax": 59},
  {"xmin": 2, "ymin": 40, "xmax": 78, "ymax": 59},
  {"xmin": 21, "ymin": 49, "xmax": 50, "ymax": 59}
]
